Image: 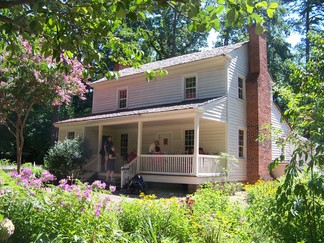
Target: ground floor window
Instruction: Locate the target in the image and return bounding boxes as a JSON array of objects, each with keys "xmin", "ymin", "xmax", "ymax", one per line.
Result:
[
  {"xmin": 238, "ymin": 129, "xmax": 245, "ymax": 158},
  {"xmin": 120, "ymin": 133, "xmax": 128, "ymax": 159},
  {"xmin": 185, "ymin": 130, "xmax": 194, "ymax": 154},
  {"xmin": 67, "ymin": 131, "xmax": 75, "ymax": 139}
]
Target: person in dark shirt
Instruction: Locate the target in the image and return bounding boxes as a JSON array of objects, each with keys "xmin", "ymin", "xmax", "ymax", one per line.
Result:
[{"xmin": 106, "ymin": 146, "xmax": 117, "ymax": 184}]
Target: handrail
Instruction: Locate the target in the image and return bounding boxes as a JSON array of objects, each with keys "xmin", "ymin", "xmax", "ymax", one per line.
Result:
[
  {"xmin": 83, "ymin": 155, "xmax": 98, "ymax": 171},
  {"xmin": 120, "ymin": 157, "xmax": 138, "ymax": 189}
]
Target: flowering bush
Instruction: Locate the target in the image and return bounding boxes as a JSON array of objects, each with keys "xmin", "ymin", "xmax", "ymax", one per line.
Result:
[{"xmin": 2, "ymin": 167, "xmax": 318, "ymax": 242}]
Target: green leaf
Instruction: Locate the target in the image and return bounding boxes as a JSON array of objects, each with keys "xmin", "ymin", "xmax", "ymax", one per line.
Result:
[
  {"xmin": 255, "ymin": 1, "xmax": 268, "ymax": 8},
  {"xmin": 269, "ymin": 3, "xmax": 278, "ymax": 9},
  {"xmin": 246, "ymin": 4, "xmax": 254, "ymax": 14},
  {"xmin": 116, "ymin": 2, "xmax": 127, "ymax": 18},
  {"xmin": 227, "ymin": 9, "xmax": 236, "ymax": 23},
  {"xmin": 255, "ymin": 24, "xmax": 264, "ymax": 34},
  {"xmin": 188, "ymin": 4, "xmax": 199, "ymax": 19},
  {"xmin": 267, "ymin": 9, "xmax": 275, "ymax": 18},
  {"xmin": 214, "ymin": 5, "xmax": 224, "ymax": 15}
]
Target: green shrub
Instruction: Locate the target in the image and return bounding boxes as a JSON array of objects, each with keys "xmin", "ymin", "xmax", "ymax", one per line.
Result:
[
  {"xmin": 44, "ymin": 137, "xmax": 91, "ymax": 180},
  {"xmin": 0, "ymin": 159, "xmax": 14, "ymax": 166}
]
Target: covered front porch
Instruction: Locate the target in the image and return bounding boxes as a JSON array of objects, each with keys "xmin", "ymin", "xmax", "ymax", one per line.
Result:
[{"xmin": 57, "ymin": 97, "xmax": 228, "ymax": 187}]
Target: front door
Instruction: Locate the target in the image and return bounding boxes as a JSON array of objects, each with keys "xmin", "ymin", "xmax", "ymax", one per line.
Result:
[{"xmin": 157, "ymin": 133, "xmax": 172, "ymax": 154}]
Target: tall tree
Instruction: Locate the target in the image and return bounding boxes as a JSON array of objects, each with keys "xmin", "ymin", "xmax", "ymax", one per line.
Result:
[
  {"xmin": 0, "ymin": 40, "xmax": 88, "ymax": 173},
  {"xmin": 283, "ymin": 0, "xmax": 324, "ymax": 62},
  {"xmin": 271, "ymin": 31, "xmax": 324, "ymax": 241},
  {"xmin": 0, "ymin": 0, "xmax": 277, "ymax": 78},
  {"xmin": 133, "ymin": 4, "xmax": 208, "ymax": 61}
]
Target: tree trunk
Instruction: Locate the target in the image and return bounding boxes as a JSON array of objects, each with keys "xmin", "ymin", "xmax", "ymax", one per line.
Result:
[
  {"xmin": 305, "ymin": 2, "xmax": 310, "ymax": 63},
  {"xmin": 51, "ymin": 105, "xmax": 59, "ymax": 146},
  {"xmin": 15, "ymin": 118, "xmax": 24, "ymax": 174}
]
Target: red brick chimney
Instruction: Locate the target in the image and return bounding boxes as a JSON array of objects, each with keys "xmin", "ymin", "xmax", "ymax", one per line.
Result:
[
  {"xmin": 246, "ymin": 25, "xmax": 272, "ymax": 183},
  {"xmin": 113, "ymin": 63, "xmax": 129, "ymax": 71}
]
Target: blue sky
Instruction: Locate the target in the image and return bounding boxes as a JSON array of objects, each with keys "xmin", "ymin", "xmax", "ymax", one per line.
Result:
[{"xmin": 207, "ymin": 30, "xmax": 302, "ymax": 48}]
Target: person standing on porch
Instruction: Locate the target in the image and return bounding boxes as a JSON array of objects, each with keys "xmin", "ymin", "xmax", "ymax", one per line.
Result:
[
  {"xmin": 106, "ymin": 146, "xmax": 117, "ymax": 184},
  {"xmin": 149, "ymin": 140, "xmax": 159, "ymax": 153}
]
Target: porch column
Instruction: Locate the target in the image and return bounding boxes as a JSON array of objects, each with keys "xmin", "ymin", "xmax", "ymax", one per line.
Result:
[
  {"xmin": 137, "ymin": 121, "xmax": 143, "ymax": 173},
  {"xmin": 98, "ymin": 125, "xmax": 103, "ymax": 172},
  {"xmin": 194, "ymin": 115, "xmax": 200, "ymax": 176}
]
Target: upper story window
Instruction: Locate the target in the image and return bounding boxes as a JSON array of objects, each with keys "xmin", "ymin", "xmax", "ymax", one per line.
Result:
[
  {"xmin": 238, "ymin": 129, "xmax": 245, "ymax": 158},
  {"xmin": 118, "ymin": 88, "xmax": 127, "ymax": 109},
  {"xmin": 184, "ymin": 76, "xmax": 197, "ymax": 100},
  {"xmin": 238, "ymin": 76, "xmax": 245, "ymax": 100},
  {"xmin": 67, "ymin": 131, "xmax": 75, "ymax": 139}
]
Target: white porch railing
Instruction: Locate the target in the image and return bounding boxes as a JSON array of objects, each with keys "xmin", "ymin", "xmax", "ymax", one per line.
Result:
[
  {"xmin": 197, "ymin": 155, "xmax": 226, "ymax": 176},
  {"xmin": 121, "ymin": 155, "xmax": 226, "ymax": 187},
  {"xmin": 140, "ymin": 155, "xmax": 194, "ymax": 175}
]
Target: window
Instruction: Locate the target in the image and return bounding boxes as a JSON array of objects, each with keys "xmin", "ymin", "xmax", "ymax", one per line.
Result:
[
  {"xmin": 118, "ymin": 89, "xmax": 127, "ymax": 109},
  {"xmin": 238, "ymin": 129, "xmax": 245, "ymax": 158},
  {"xmin": 238, "ymin": 77, "xmax": 244, "ymax": 100},
  {"xmin": 120, "ymin": 133, "xmax": 128, "ymax": 158},
  {"xmin": 67, "ymin": 131, "xmax": 75, "ymax": 139},
  {"xmin": 184, "ymin": 76, "xmax": 196, "ymax": 99},
  {"xmin": 185, "ymin": 130, "xmax": 194, "ymax": 154}
]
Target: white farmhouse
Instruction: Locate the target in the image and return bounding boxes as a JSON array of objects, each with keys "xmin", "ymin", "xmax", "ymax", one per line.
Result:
[{"xmin": 55, "ymin": 26, "xmax": 291, "ymax": 190}]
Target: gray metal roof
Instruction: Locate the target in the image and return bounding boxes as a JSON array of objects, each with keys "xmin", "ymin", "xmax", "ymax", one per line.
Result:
[
  {"xmin": 93, "ymin": 41, "xmax": 248, "ymax": 84},
  {"xmin": 55, "ymin": 96, "xmax": 226, "ymax": 125}
]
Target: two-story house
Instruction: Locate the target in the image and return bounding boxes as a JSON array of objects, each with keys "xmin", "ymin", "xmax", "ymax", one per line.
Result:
[{"xmin": 55, "ymin": 26, "xmax": 291, "ymax": 190}]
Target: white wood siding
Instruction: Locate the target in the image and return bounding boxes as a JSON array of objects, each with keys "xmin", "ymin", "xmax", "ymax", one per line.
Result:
[
  {"xmin": 271, "ymin": 103, "xmax": 292, "ymax": 161},
  {"xmin": 92, "ymin": 58, "xmax": 227, "ymax": 114},
  {"xmin": 201, "ymin": 97, "xmax": 227, "ymax": 122},
  {"xmin": 84, "ymin": 126, "xmax": 99, "ymax": 155},
  {"xmin": 58, "ymin": 126, "xmax": 84, "ymax": 141},
  {"xmin": 226, "ymin": 45, "xmax": 249, "ymax": 181}
]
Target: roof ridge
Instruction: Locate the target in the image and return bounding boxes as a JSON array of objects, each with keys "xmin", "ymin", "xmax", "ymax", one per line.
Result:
[{"xmin": 93, "ymin": 41, "xmax": 248, "ymax": 84}]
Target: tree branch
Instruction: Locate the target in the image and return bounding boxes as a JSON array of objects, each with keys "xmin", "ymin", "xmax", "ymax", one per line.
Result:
[{"xmin": 0, "ymin": 0, "xmax": 37, "ymax": 9}]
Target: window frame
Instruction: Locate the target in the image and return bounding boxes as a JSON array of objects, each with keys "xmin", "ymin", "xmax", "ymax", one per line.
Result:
[
  {"xmin": 237, "ymin": 76, "xmax": 246, "ymax": 100},
  {"xmin": 238, "ymin": 129, "xmax": 246, "ymax": 158},
  {"xmin": 183, "ymin": 75, "xmax": 198, "ymax": 100},
  {"xmin": 117, "ymin": 87, "xmax": 128, "ymax": 109},
  {"xmin": 184, "ymin": 129, "xmax": 194, "ymax": 154},
  {"xmin": 67, "ymin": 131, "xmax": 75, "ymax": 140},
  {"xmin": 120, "ymin": 133, "xmax": 128, "ymax": 158}
]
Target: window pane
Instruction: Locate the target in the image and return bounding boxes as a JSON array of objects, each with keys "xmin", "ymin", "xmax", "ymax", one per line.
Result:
[
  {"xmin": 120, "ymin": 134, "xmax": 128, "ymax": 158},
  {"xmin": 238, "ymin": 77, "xmax": 243, "ymax": 99},
  {"xmin": 238, "ymin": 130, "xmax": 244, "ymax": 158},
  {"xmin": 185, "ymin": 77, "xmax": 196, "ymax": 99},
  {"xmin": 67, "ymin": 132, "xmax": 75, "ymax": 139},
  {"xmin": 118, "ymin": 89, "xmax": 127, "ymax": 108},
  {"xmin": 185, "ymin": 130, "xmax": 194, "ymax": 153}
]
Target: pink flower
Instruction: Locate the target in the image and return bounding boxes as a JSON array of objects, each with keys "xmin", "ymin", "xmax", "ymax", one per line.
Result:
[{"xmin": 109, "ymin": 185, "xmax": 116, "ymax": 193}]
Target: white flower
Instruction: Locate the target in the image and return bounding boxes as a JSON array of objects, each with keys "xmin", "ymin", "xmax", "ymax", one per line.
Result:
[{"xmin": 0, "ymin": 218, "xmax": 15, "ymax": 240}]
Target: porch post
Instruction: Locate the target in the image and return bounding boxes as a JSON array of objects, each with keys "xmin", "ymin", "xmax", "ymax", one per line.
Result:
[
  {"xmin": 137, "ymin": 121, "xmax": 143, "ymax": 173},
  {"xmin": 194, "ymin": 115, "xmax": 200, "ymax": 176},
  {"xmin": 98, "ymin": 125, "xmax": 103, "ymax": 172}
]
